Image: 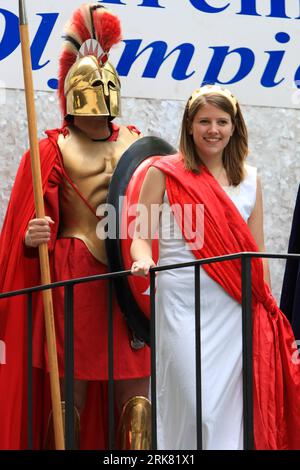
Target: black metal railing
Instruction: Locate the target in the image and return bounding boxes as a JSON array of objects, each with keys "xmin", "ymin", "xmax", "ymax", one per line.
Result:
[{"xmin": 0, "ymin": 252, "xmax": 299, "ymax": 450}]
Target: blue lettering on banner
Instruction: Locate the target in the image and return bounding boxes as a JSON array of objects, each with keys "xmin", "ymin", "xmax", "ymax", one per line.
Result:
[
  {"xmin": 261, "ymin": 32, "xmax": 290, "ymax": 87},
  {"xmin": 117, "ymin": 40, "xmax": 195, "ymax": 79},
  {"xmin": 137, "ymin": 0, "xmax": 165, "ymax": 7},
  {"xmin": 237, "ymin": 0, "xmax": 261, "ymax": 16},
  {"xmin": 190, "ymin": 1, "xmax": 297, "ymax": 19},
  {"xmin": 98, "ymin": 0, "xmax": 165, "ymax": 6},
  {"xmin": 267, "ymin": 0, "xmax": 291, "ymax": 19},
  {"xmin": 0, "ymin": 9, "xmax": 57, "ymax": 69},
  {"xmin": 0, "ymin": 9, "xmax": 20, "ymax": 60},
  {"xmin": 97, "ymin": 0, "xmax": 127, "ymax": 5},
  {"xmin": 31, "ymin": 13, "xmax": 59, "ymax": 70},
  {"xmin": 202, "ymin": 46, "xmax": 255, "ymax": 85},
  {"xmin": 189, "ymin": 0, "xmax": 229, "ymax": 14},
  {"xmin": 48, "ymin": 78, "xmax": 58, "ymax": 89}
]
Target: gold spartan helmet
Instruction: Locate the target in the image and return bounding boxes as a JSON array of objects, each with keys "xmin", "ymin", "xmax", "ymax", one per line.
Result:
[
  {"xmin": 64, "ymin": 55, "xmax": 121, "ymax": 118},
  {"xmin": 61, "ymin": 4, "xmax": 122, "ymax": 118}
]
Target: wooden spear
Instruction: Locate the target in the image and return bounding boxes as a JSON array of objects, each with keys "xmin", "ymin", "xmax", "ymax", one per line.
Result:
[{"xmin": 18, "ymin": 0, "xmax": 65, "ymax": 450}]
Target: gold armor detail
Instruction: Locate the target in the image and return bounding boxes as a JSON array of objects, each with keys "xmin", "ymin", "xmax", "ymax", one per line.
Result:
[
  {"xmin": 64, "ymin": 55, "xmax": 121, "ymax": 117},
  {"xmin": 118, "ymin": 396, "xmax": 151, "ymax": 450},
  {"xmin": 58, "ymin": 126, "xmax": 139, "ymax": 264}
]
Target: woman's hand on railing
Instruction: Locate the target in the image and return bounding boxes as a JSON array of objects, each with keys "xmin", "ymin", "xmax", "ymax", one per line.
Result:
[
  {"xmin": 131, "ymin": 258, "xmax": 156, "ymax": 277},
  {"xmin": 24, "ymin": 216, "xmax": 54, "ymax": 248}
]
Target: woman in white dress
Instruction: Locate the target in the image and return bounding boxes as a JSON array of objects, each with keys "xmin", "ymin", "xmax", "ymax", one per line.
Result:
[{"xmin": 130, "ymin": 85, "xmax": 300, "ymax": 450}]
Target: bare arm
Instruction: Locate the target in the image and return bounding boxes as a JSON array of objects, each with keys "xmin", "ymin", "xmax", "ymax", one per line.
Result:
[
  {"xmin": 247, "ymin": 175, "xmax": 271, "ymax": 286},
  {"xmin": 130, "ymin": 166, "xmax": 166, "ymax": 276}
]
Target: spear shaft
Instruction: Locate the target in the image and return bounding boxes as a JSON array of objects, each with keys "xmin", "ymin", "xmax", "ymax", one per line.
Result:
[{"xmin": 19, "ymin": 0, "xmax": 64, "ymax": 450}]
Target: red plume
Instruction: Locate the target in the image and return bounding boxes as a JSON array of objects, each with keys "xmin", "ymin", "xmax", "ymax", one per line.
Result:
[
  {"xmin": 93, "ymin": 10, "xmax": 122, "ymax": 52},
  {"xmin": 70, "ymin": 9, "xmax": 91, "ymax": 44},
  {"xmin": 58, "ymin": 50, "xmax": 75, "ymax": 119}
]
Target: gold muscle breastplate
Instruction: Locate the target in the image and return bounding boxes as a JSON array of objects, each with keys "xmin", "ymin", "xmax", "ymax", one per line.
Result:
[{"xmin": 58, "ymin": 126, "xmax": 139, "ymax": 264}]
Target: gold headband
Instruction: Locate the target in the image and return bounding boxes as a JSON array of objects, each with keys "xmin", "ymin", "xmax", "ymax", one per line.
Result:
[{"xmin": 188, "ymin": 85, "xmax": 238, "ymax": 115}]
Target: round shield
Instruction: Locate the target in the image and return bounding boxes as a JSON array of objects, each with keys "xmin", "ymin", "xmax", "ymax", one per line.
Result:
[{"xmin": 106, "ymin": 136, "xmax": 176, "ymax": 344}]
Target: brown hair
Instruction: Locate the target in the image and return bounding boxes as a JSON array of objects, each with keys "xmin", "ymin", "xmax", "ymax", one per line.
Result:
[{"xmin": 179, "ymin": 92, "xmax": 248, "ymax": 186}]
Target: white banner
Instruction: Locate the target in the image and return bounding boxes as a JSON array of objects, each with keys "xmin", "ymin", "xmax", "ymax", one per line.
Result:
[{"xmin": 0, "ymin": 0, "xmax": 299, "ymax": 108}]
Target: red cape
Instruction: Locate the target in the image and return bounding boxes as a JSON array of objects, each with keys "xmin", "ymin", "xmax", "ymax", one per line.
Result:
[
  {"xmin": 153, "ymin": 154, "xmax": 300, "ymax": 450},
  {"xmin": 0, "ymin": 129, "xmax": 109, "ymax": 449},
  {"xmin": 0, "ymin": 130, "xmax": 60, "ymax": 448}
]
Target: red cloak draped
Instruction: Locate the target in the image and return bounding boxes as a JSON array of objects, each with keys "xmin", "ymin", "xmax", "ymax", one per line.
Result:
[
  {"xmin": 153, "ymin": 153, "xmax": 300, "ymax": 450},
  {"xmin": 0, "ymin": 130, "xmax": 60, "ymax": 449}
]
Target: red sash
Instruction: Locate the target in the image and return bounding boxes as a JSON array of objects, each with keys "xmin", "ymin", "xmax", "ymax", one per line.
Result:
[{"xmin": 153, "ymin": 153, "xmax": 300, "ymax": 450}]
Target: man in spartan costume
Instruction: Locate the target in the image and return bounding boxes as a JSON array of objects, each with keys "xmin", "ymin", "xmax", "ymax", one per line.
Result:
[{"xmin": 0, "ymin": 3, "xmax": 151, "ymax": 450}]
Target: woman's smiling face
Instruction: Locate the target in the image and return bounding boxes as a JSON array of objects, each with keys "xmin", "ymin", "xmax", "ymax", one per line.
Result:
[{"xmin": 189, "ymin": 102, "xmax": 234, "ymax": 161}]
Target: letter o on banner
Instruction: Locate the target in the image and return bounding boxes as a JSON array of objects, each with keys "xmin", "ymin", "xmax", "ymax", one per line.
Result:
[{"xmin": 106, "ymin": 136, "xmax": 176, "ymax": 344}]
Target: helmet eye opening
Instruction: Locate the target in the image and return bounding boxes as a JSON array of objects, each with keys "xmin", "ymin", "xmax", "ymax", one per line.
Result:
[
  {"xmin": 108, "ymin": 80, "xmax": 117, "ymax": 90},
  {"xmin": 91, "ymin": 79, "xmax": 102, "ymax": 88}
]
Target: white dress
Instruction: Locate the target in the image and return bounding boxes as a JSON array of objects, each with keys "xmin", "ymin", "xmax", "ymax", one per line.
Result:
[{"xmin": 155, "ymin": 165, "xmax": 257, "ymax": 450}]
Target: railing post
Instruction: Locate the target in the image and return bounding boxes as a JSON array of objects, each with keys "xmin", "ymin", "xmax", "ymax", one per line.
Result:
[
  {"xmin": 150, "ymin": 269, "xmax": 157, "ymax": 450},
  {"xmin": 64, "ymin": 284, "xmax": 74, "ymax": 449},
  {"xmin": 108, "ymin": 278, "xmax": 115, "ymax": 450},
  {"xmin": 241, "ymin": 254, "xmax": 254, "ymax": 450},
  {"xmin": 27, "ymin": 292, "xmax": 33, "ymax": 450},
  {"xmin": 194, "ymin": 264, "xmax": 202, "ymax": 450}
]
